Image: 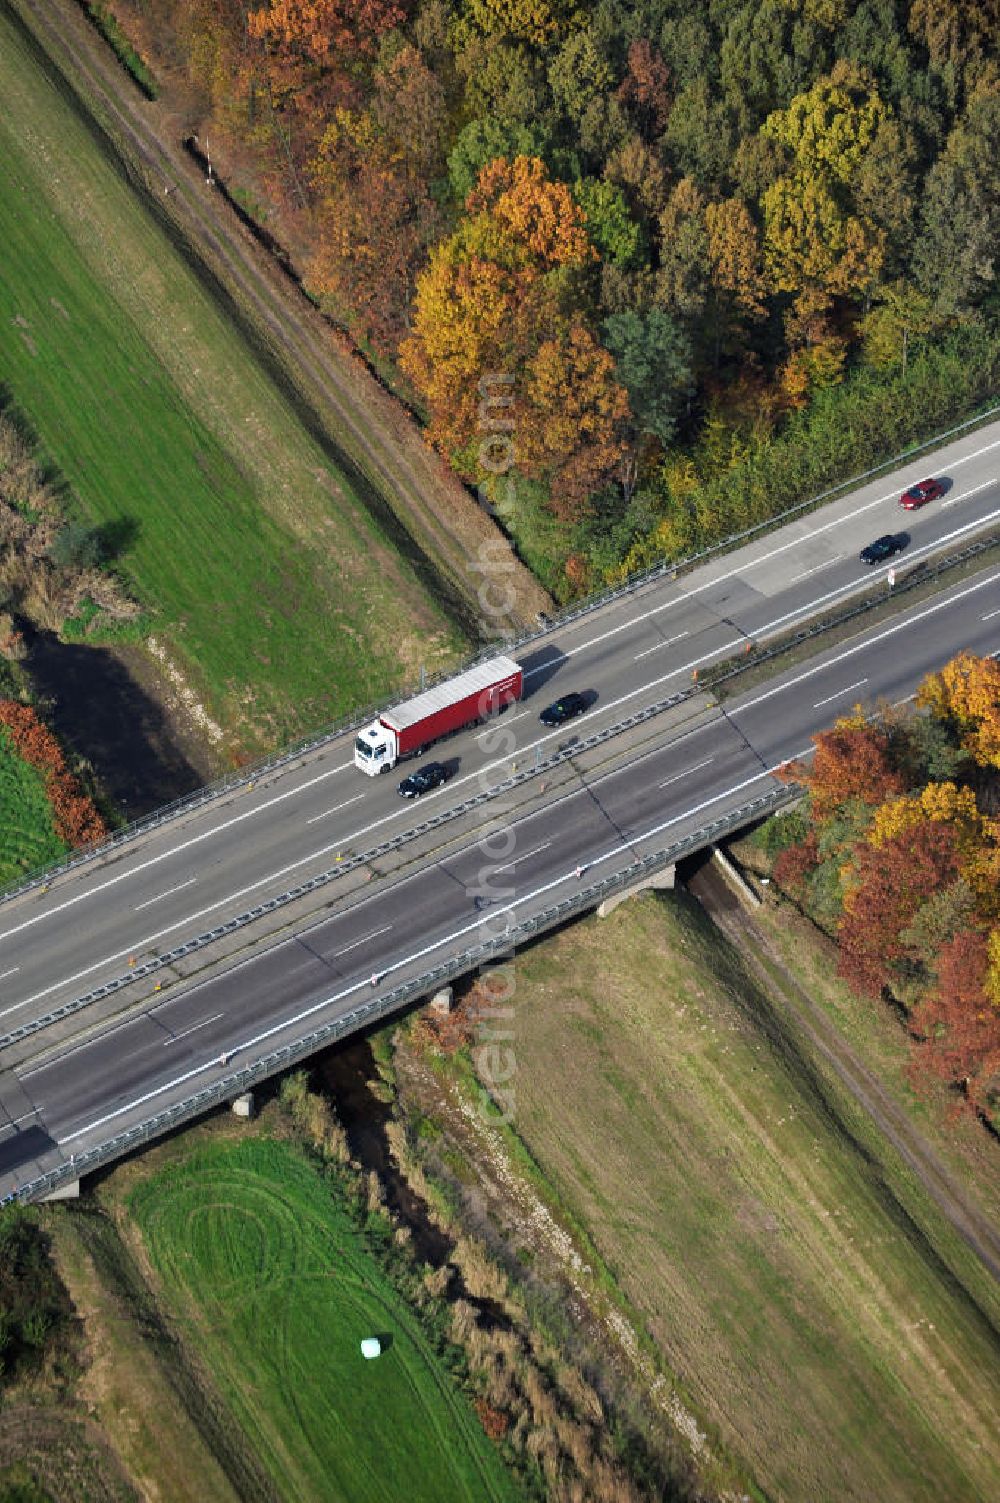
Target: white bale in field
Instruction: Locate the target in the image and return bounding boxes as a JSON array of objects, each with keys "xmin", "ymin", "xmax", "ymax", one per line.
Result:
[{"xmin": 360, "ymin": 1337, "xmax": 382, "ymax": 1360}]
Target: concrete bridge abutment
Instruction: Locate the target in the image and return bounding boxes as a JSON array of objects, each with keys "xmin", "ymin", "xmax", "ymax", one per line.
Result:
[{"xmin": 596, "ymin": 864, "xmax": 675, "ymax": 918}]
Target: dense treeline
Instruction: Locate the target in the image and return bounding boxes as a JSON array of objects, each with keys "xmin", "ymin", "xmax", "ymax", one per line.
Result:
[
  {"xmin": 128, "ymin": 1, "xmax": 998, "ymax": 594},
  {"xmin": 766, "ymin": 652, "xmax": 1000, "ymax": 1123}
]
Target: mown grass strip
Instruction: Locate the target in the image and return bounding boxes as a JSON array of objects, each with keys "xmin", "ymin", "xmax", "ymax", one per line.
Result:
[
  {"xmin": 0, "ymin": 10, "xmax": 463, "ymax": 753},
  {"xmin": 473, "ymin": 891, "xmax": 1000, "ymax": 1503},
  {"xmin": 80, "ymin": 2, "xmax": 157, "ymax": 97},
  {"xmin": 129, "ymin": 1137, "xmax": 521, "ymax": 1503}
]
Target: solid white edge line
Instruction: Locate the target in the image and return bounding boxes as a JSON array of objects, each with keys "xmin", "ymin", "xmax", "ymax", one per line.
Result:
[
  {"xmin": 8, "ymin": 558, "xmax": 1000, "ymax": 1020},
  {"xmin": 59, "ymin": 747, "xmax": 817, "ymax": 1145}
]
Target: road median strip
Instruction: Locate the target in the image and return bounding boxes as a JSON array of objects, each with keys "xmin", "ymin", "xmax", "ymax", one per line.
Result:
[
  {"xmin": 6, "ymin": 787, "xmax": 796, "ymax": 1205},
  {"xmin": 9, "ymin": 538, "xmax": 998, "ymax": 1055}
]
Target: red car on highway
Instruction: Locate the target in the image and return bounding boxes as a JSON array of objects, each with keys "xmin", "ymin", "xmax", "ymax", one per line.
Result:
[{"xmin": 899, "ymin": 478, "xmax": 945, "ymax": 509}]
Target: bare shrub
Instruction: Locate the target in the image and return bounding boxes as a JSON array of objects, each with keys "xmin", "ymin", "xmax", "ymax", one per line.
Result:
[
  {"xmin": 21, "ymin": 567, "xmax": 73, "ymax": 632},
  {"xmin": 522, "ymin": 1364, "xmax": 559, "ymax": 1429},
  {"xmin": 365, "ymin": 1170, "xmax": 386, "ymax": 1216},
  {"xmin": 77, "ymin": 568, "xmax": 143, "ymax": 622},
  {"xmin": 449, "ymin": 1296, "xmax": 478, "ymax": 1345},
  {"xmin": 452, "ymin": 1234, "xmax": 509, "ymax": 1303},
  {"xmin": 278, "ymin": 1071, "xmax": 350, "ymax": 1162},
  {"xmin": 422, "ymin": 1263, "xmax": 451, "ymax": 1300},
  {"xmin": 384, "ymin": 1118, "xmax": 412, "ymax": 1171},
  {"xmin": 556, "ymin": 1415, "xmax": 596, "ymax": 1476},
  {"xmin": 0, "ymin": 611, "xmax": 26, "ymax": 660},
  {"xmin": 0, "ymin": 411, "xmax": 139, "ymax": 635},
  {"xmin": 482, "ymin": 1354, "xmax": 517, "ymax": 1413},
  {"xmin": 555, "ymin": 1363, "xmax": 604, "ymax": 1424}
]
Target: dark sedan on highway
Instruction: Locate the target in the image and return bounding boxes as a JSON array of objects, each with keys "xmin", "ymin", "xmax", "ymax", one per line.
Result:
[
  {"xmin": 539, "ymin": 692, "xmax": 589, "ymax": 727},
  {"xmin": 899, "ymin": 477, "xmax": 945, "ymax": 509},
  {"xmin": 859, "ymin": 534, "xmax": 908, "ymax": 565},
  {"xmin": 398, "ymin": 762, "xmax": 449, "ymax": 797}
]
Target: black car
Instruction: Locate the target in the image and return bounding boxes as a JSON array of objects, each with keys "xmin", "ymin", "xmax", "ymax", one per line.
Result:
[
  {"xmin": 539, "ymin": 692, "xmax": 588, "ymax": 728},
  {"xmin": 859, "ymin": 533, "xmax": 907, "ymax": 565},
  {"xmin": 398, "ymin": 762, "xmax": 449, "ymax": 798}
]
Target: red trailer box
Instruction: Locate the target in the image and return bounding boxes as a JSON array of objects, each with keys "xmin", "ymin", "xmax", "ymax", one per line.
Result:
[{"xmin": 354, "ymin": 656, "xmax": 523, "ymax": 774}]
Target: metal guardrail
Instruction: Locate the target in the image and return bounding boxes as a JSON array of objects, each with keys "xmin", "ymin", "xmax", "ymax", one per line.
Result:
[
  {"xmin": 0, "ymin": 684, "xmax": 696, "ymax": 1049},
  {"xmin": 704, "ymin": 527, "xmax": 1000, "ymax": 693},
  {"xmin": 2, "ymin": 401, "xmax": 996, "ymax": 907},
  {"xmin": 6, "ymin": 785, "xmax": 798, "ymax": 1205},
  {"xmin": 8, "ymin": 522, "xmax": 998, "ymax": 1053}
]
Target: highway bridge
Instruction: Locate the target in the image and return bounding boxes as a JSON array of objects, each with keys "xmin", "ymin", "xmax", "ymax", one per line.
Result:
[{"xmin": 1, "ymin": 418, "xmax": 998, "ymax": 1200}]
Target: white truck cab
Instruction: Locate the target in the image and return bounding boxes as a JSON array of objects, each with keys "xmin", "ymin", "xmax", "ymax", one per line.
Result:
[{"xmin": 354, "ymin": 723, "xmax": 397, "ymax": 775}]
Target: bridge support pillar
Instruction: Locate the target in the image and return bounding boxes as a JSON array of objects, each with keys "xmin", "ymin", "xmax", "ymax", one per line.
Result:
[
  {"xmin": 41, "ymin": 1178, "xmax": 80, "ymax": 1202},
  {"xmin": 597, "ymin": 865, "xmax": 675, "ymax": 919},
  {"xmin": 231, "ymin": 1092, "xmax": 255, "ymax": 1119}
]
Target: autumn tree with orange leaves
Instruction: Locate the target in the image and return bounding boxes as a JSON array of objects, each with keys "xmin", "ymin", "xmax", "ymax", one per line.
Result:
[
  {"xmin": 779, "ymin": 713, "xmax": 907, "ymax": 820},
  {"xmin": 769, "ymin": 653, "xmax": 1000, "ymax": 1122},
  {"xmin": 401, "ymin": 157, "xmax": 630, "ymax": 519}
]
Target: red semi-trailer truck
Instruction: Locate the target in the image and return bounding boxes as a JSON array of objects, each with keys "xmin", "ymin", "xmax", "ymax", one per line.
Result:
[{"xmin": 353, "ymin": 656, "xmax": 523, "ymax": 774}]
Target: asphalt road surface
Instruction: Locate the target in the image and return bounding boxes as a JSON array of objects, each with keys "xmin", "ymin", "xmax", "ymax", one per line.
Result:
[
  {"xmin": 1, "ymin": 419, "xmax": 998, "ymax": 1031},
  {"xmin": 1, "ymin": 553, "xmax": 998, "ymax": 1197}
]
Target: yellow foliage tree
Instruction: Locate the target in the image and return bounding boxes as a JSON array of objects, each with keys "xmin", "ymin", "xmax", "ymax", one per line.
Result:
[
  {"xmin": 459, "ymin": 0, "xmax": 571, "ymax": 47},
  {"xmin": 986, "ymin": 928, "xmax": 1000, "ymax": 1010},
  {"xmin": 761, "ymin": 63, "xmax": 888, "ymax": 307},
  {"xmin": 917, "ymin": 651, "xmax": 1000, "ymax": 769},
  {"xmin": 870, "ymin": 781, "xmax": 984, "ymax": 854},
  {"xmin": 962, "ymin": 820, "xmax": 1000, "ymax": 919},
  {"xmin": 868, "ymin": 793, "xmax": 922, "ymax": 848},
  {"xmin": 705, "ymin": 198, "xmax": 767, "ymax": 318}
]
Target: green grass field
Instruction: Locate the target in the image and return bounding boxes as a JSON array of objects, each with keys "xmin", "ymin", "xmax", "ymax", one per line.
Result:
[
  {"xmin": 485, "ymin": 892, "xmax": 1000, "ymax": 1503},
  {"xmin": 0, "ymin": 729, "xmax": 66, "ymax": 886},
  {"xmin": 128, "ymin": 1137, "xmax": 520, "ymax": 1503},
  {"xmin": 0, "ymin": 10, "xmax": 463, "ymax": 753}
]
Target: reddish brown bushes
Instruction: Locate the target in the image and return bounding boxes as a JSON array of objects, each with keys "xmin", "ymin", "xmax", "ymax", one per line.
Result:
[{"xmin": 0, "ymin": 701, "xmax": 106, "ymax": 849}]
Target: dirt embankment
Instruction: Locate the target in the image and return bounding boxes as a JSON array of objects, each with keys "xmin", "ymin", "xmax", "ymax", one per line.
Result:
[
  {"xmin": 687, "ymin": 853, "xmax": 1000, "ymax": 1287},
  {"xmin": 11, "ymin": 0, "xmax": 551, "ymax": 638}
]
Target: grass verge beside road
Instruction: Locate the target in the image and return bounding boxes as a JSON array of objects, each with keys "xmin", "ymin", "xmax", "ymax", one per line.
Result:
[
  {"xmin": 457, "ymin": 891, "xmax": 1000, "ymax": 1502},
  {"xmin": 0, "ymin": 8, "xmax": 463, "ymax": 755}
]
